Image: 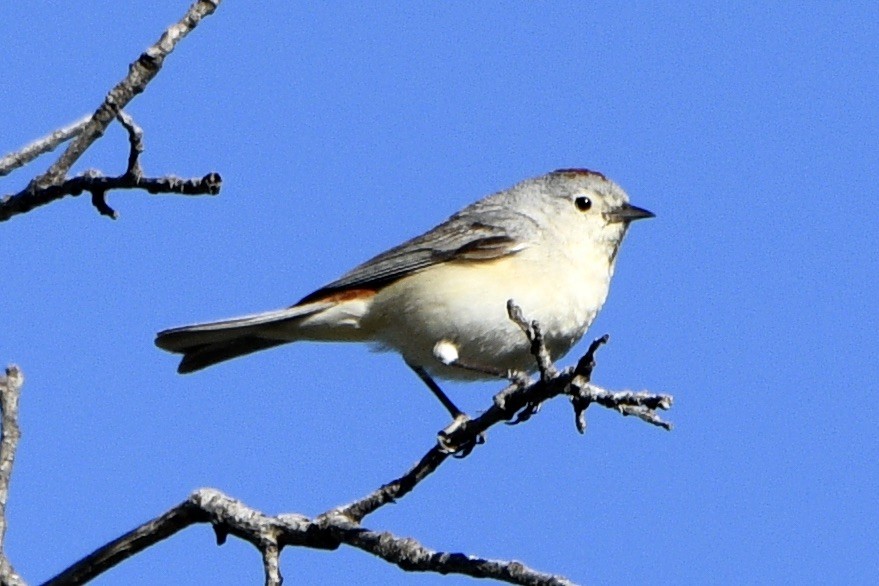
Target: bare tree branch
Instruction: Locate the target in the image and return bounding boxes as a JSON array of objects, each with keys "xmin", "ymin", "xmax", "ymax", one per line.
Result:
[
  {"xmin": 334, "ymin": 445, "xmax": 450, "ymax": 523},
  {"xmin": 33, "ymin": 0, "xmax": 220, "ymax": 189},
  {"xmin": 507, "ymin": 300, "xmax": 558, "ymax": 381},
  {"xmin": 0, "ymin": 108, "xmax": 221, "ymax": 222},
  {"xmin": 45, "ymin": 489, "xmax": 573, "ymax": 586},
  {"xmin": 42, "ymin": 305, "xmax": 672, "ymax": 585},
  {"xmin": 261, "ymin": 542, "xmax": 283, "ymax": 586},
  {"xmin": 317, "ymin": 512, "xmax": 575, "ymax": 586},
  {"xmin": 0, "ymin": 0, "xmax": 222, "ymax": 222},
  {"xmin": 115, "ymin": 112, "xmax": 145, "ymax": 179},
  {"xmin": 0, "ymin": 366, "xmax": 25, "ymax": 586},
  {"xmin": 2, "ymin": 166, "xmax": 222, "ymax": 222},
  {"xmin": 570, "ymin": 385, "xmax": 673, "ymax": 433},
  {"xmin": 41, "ymin": 490, "xmax": 328, "ymax": 586},
  {"xmin": 0, "ymin": 116, "xmax": 91, "ymax": 178}
]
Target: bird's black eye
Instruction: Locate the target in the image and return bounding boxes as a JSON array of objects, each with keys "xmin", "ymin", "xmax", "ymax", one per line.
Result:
[{"xmin": 574, "ymin": 196, "xmax": 592, "ymax": 212}]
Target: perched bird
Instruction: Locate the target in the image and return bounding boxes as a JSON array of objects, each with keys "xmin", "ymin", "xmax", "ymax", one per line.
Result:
[{"xmin": 156, "ymin": 169, "xmax": 652, "ymax": 416}]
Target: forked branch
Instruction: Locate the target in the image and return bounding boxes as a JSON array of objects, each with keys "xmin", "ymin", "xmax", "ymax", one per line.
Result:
[{"xmin": 0, "ymin": 0, "xmax": 223, "ymax": 222}]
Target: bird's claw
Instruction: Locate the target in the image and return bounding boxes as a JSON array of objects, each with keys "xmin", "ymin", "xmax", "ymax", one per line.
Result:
[
  {"xmin": 506, "ymin": 400, "xmax": 541, "ymax": 425},
  {"xmin": 437, "ymin": 413, "xmax": 485, "ymax": 457},
  {"xmin": 506, "ymin": 369, "xmax": 531, "ymax": 387}
]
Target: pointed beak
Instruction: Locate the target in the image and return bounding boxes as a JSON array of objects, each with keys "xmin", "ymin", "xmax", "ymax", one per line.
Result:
[{"xmin": 606, "ymin": 203, "xmax": 655, "ymax": 223}]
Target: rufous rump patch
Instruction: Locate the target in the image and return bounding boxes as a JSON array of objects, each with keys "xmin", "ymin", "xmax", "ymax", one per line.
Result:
[{"xmin": 312, "ymin": 288, "xmax": 377, "ymax": 303}]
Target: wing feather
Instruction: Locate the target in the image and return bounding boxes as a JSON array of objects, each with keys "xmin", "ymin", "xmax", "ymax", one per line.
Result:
[{"xmin": 297, "ymin": 205, "xmax": 537, "ymax": 304}]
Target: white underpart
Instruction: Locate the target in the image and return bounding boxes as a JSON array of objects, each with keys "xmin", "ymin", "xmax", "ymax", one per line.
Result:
[
  {"xmin": 270, "ymin": 298, "xmax": 373, "ymax": 342},
  {"xmin": 358, "ymin": 215, "xmax": 623, "ymax": 380}
]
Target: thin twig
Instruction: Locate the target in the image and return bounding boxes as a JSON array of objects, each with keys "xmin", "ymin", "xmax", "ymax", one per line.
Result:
[
  {"xmin": 507, "ymin": 299, "xmax": 557, "ymax": 380},
  {"xmin": 116, "ymin": 111, "xmax": 144, "ymax": 178},
  {"xmin": 0, "ymin": 366, "xmax": 25, "ymax": 586},
  {"xmin": 333, "ymin": 447, "xmax": 450, "ymax": 522},
  {"xmin": 1, "ymin": 171, "xmax": 222, "ymax": 222},
  {"xmin": 570, "ymin": 384, "xmax": 673, "ymax": 432},
  {"xmin": 0, "ymin": 115, "xmax": 90, "ymax": 177},
  {"xmin": 569, "ymin": 334, "xmax": 609, "ymax": 432},
  {"xmin": 262, "ymin": 542, "xmax": 283, "ymax": 586}
]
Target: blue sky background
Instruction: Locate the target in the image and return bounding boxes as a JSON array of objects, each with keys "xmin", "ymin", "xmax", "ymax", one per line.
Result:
[{"xmin": 1, "ymin": 2, "xmax": 877, "ymax": 584}]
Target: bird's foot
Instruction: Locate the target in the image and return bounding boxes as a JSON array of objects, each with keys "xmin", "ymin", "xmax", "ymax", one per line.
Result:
[
  {"xmin": 506, "ymin": 400, "xmax": 541, "ymax": 425},
  {"xmin": 437, "ymin": 413, "xmax": 485, "ymax": 458}
]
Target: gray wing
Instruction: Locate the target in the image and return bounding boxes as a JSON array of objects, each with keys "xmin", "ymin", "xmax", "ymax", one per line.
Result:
[{"xmin": 297, "ymin": 203, "xmax": 539, "ymax": 304}]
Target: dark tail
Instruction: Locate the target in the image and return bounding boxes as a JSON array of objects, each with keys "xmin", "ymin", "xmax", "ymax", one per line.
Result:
[
  {"xmin": 170, "ymin": 336, "xmax": 287, "ymax": 373},
  {"xmin": 155, "ymin": 303, "xmax": 329, "ymax": 373}
]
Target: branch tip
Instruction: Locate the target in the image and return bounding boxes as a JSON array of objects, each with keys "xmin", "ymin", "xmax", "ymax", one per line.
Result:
[
  {"xmin": 261, "ymin": 542, "xmax": 283, "ymax": 586},
  {"xmin": 91, "ymin": 190, "xmax": 118, "ymax": 219},
  {"xmin": 116, "ymin": 111, "xmax": 145, "ymax": 178},
  {"xmin": 202, "ymin": 172, "xmax": 223, "ymax": 194},
  {"xmin": 573, "ymin": 333, "xmax": 610, "ymax": 382},
  {"xmin": 212, "ymin": 523, "xmax": 229, "ymax": 546}
]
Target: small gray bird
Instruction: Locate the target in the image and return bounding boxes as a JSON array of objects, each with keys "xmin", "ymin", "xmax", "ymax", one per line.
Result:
[{"xmin": 156, "ymin": 169, "xmax": 652, "ymax": 415}]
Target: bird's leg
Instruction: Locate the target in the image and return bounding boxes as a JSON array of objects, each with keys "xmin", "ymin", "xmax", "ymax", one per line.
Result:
[
  {"xmin": 446, "ymin": 357, "xmax": 537, "ymax": 424},
  {"xmin": 406, "ymin": 361, "xmax": 483, "ymax": 456},
  {"xmin": 447, "ymin": 359, "xmax": 531, "ymax": 387},
  {"xmin": 406, "ymin": 362, "xmax": 465, "ymax": 419},
  {"xmin": 447, "ymin": 359, "xmax": 507, "ymax": 378},
  {"xmin": 432, "ymin": 339, "xmax": 538, "ymax": 426}
]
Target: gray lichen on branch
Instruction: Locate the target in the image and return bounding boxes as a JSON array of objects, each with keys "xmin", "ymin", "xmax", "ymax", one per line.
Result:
[
  {"xmin": 45, "ymin": 488, "xmax": 575, "ymax": 586},
  {"xmin": 0, "ymin": 366, "xmax": 25, "ymax": 586}
]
